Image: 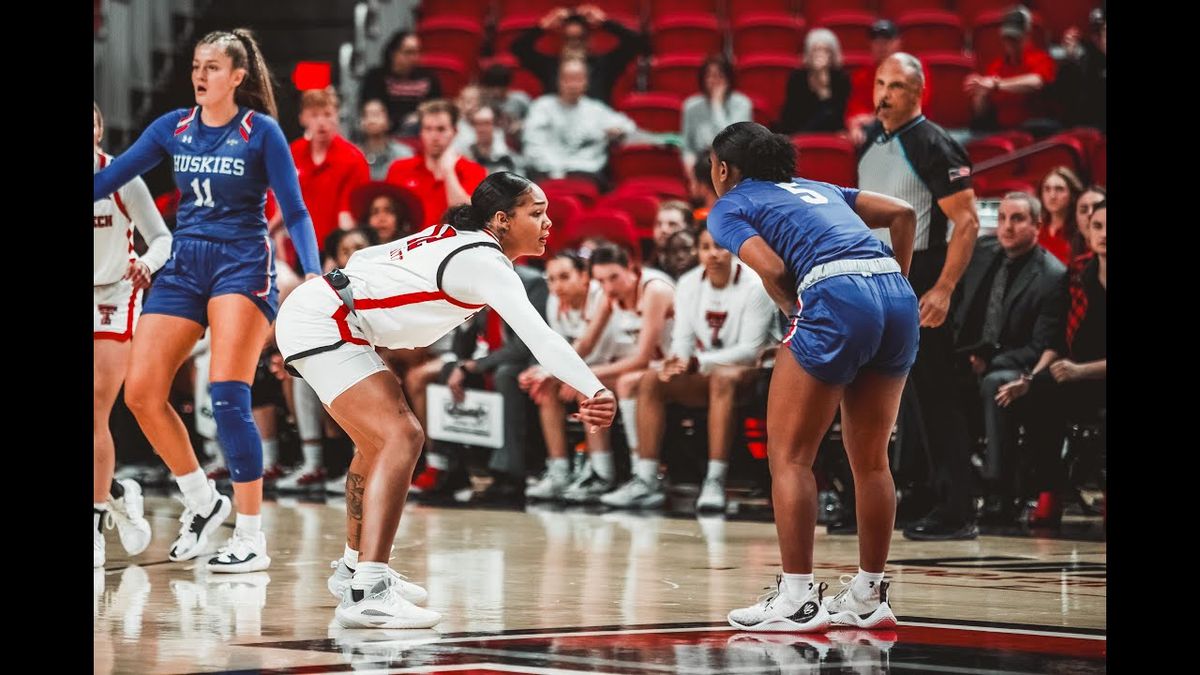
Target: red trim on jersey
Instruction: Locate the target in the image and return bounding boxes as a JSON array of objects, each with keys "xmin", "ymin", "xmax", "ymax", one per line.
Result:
[
  {"xmin": 331, "ymin": 305, "xmax": 370, "ymax": 346},
  {"xmin": 254, "ymin": 236, "xmax": 273, "ymax": 298},
  {"xmin": 174, "ymin": 106, "xmax": 198, "ymax": 136},
  {"xmin": 781, "ymin": 299, "xmax": 804, "ymax": 345},
  {"xmin": 353, "ymin": 289, "xmax": 484, "ymax": 311},
  {"xmin": 239, "ymin": 110, "xmax": 255, "ymax": 141},
  {"xmin": 94, "ymin": 285, "xmax": 139, "ymax": 342}
]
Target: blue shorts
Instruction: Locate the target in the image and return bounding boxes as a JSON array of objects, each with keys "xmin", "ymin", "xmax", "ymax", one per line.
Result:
[
  {"xmin": 783, "ymin": 272, "xmax": 920, "ymax": 385},
  {"xmin": 143, "ymin": 235, "xmax": 278, "ymax": 327}
]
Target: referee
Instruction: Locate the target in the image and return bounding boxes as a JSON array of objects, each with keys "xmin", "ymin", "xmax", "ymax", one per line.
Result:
[{"xmin": 857, "ymin": 53, "xmax": 981, "ymax": 540}]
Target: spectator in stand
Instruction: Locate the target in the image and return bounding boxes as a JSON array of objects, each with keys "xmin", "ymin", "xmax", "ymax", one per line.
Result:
[
  {"xmin": 964, "ymin": 7, "xmax": 1058, "ymax": 134},
  {"xmin": 995, "ymin": 200, "xmax": 1106, "ymax": 528},
  {"xmin": 1037, "ymin": 166, "xmax": 1084, "ymax": 265},
  {"xmin": 601, "ymin": 225, "xmax": 776, "ymax": 512},
  {"xmin": 1075, "ymin": 184, "xmax": 1106, "ymax": 236},
  {"xmin": 691, "ymin": 152, "xmax": 719, "ymax": 221},
  {"xmin": 951, "ymin": 193, "xmax": 1067, "ymax": 526},
  {"xmin": 357, "ymin": 98, "xmax": 413, "ymax": 180},
  {"xmin": 291, "ymin": 87, "xmax": 370, "ymax": 249},
  {"xmin": 681, "ymin": 55, "xmax": 752, "ymax": 179},
  {"xmin": 846, "ymin": 19, "xmax": 932, "ymax": 147},
  {"xmin": 1056, "ymin": 8, "xmax": 1106, "ymax": 132},
  {"xmin": 512, "ymin": 4, "xmax": 645, "ymax": 104},
  {"xmin": 778, "ymin": 29, "xmax": 851, "ymax": 134},
  {"xmin": 385, "ymin": 100, "xmax": 487, "ymax": 228},
  {"xmin": 461, "ymin": 104, "xmax": 524, "ymax": 175},
  {"xmin": 522, "ymin": 58, "xmax": 636, "ymax": 188},
  {"xmin": 360, "ymin": 31, "xmax": 442, "ymax": 135},
  {"xmin": 479, "ymin": 62, "xmax": 532, "ymax": 137},
  {"xmin": 349, "ymin": 181, "xmax": 424, "ymax": 244},
  {"xmin": 649, "ymin": 200, "xmax": 694, "ymax": 273}
]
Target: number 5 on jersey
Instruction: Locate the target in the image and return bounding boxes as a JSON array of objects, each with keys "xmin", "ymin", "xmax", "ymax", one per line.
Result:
[
  {"xmin": 190, "ymin": 177, "xmax": 215, "ymax": 207},
  {"xmin": 775, "ymin": 182, "xmax": 828, "ymax": 204}
]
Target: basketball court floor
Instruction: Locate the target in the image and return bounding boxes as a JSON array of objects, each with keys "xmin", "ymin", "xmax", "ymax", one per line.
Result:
[{"xmin": 94, "ymin": 495, "xmax": 1106, "ymax": 674}]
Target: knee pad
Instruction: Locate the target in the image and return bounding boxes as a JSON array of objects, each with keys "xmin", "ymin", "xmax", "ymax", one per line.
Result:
[{"xmin": 210, "ymin": 381, "xmax": 263, "ymax": 482}]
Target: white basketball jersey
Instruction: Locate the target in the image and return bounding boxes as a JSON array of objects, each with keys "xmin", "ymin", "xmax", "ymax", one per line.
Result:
[
  {"xmin": 94, "ymin": 152, "xmax": 135, "ymax": 285},
  {"xmin": 607, "ymin": 267, "xmax": 675, "ymax": 359},
  {"xmin": 547, "ymin": 280, "xmax": 618, "ymax": 365},
  {"xmin": 678, "ymin": 262, "xmax": 764, "ymax": 353},
  {"xmin": 342, "ymin": 224, "xmax": 509, "ymax": 350}
]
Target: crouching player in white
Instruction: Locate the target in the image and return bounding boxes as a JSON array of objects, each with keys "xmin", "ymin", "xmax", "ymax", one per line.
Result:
[
  {"xmin": 94, "ymin": 102, "xmax": 171, "ymax": 567},
  {"xmin": 276, "ymin": 172, "xmax": 615, "ymax": 628}
]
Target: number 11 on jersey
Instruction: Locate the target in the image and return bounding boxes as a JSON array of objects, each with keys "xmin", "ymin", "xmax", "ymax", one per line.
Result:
[{"xmin": 190, "ymin": 177, "xmax": 215, "ymax": 207}]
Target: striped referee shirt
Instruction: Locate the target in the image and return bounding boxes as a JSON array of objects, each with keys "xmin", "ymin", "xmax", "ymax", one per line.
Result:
[{"xmin": 857, "ymin": 115, "xmax": 973, "ymax": 251}]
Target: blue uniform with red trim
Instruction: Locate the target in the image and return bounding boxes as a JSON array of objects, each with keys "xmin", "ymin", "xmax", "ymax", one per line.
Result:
[
  {"xmin": 93, "ymin": 106, "xmax": 322, "ymax": 325},
  {"xmin": 707, "ymin": 177, "xmax": 919, "ymax": 384}
]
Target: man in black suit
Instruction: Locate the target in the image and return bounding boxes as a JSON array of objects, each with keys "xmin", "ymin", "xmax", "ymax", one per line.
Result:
[{"xmin": 951, "ymin": 192, "xmax": 1067, "ymax": 524}]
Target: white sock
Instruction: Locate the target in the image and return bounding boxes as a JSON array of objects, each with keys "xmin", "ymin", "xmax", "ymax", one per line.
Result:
[
  {"xmin": 298, "ymin": 441, "xmax": 321, "ymax": 472},
  {"xmin": 854, "ymin": 568, "xmax": 884, "ymax": 596},
  {"xmin": 618, "ymin": 399, "xmax": 639, "ymax": 450},
  {"xmin": 783, "ymin": 573, "xmax": 815, "ymax": 601},
  {"xmin": 235, "ymin": 513, "xmax": 261, "ymax": 535},
  {"xmin": 591, "ymin": 451, "xmax": 615, "ymax": 481},
  {"xmin": 257, "ymin": 437, "xmax": 277, "ymax": 468},
  {"xmin": 343, "ymin": 544, "xmax": 359, "ymax": 569},
  {"xmin": 176, "ymin": 469, "xmax": 214, "ymax": 511},
  {"xmin": 547, "ymin": 457, "xmax": 570, "ymax": 478},
  {"xmin": 350, "ymin": 561, "xmax": 390, "ymax": 590},
  {"xmin": 204, "ymin": 439, "xmax": 225, "ymax": 465},
  {"xmin": 634, "ymin": 458, "xmax": 660, "ymax": 486},
  {"xmin": 94, "ymin": 502, "xmax": 109, "ymax": 512},
  {"xmin": 426, "ymin": 452, "xmax": 449, "ymax": 471},
  {"xmin": 705, "ymin": 460, "xmax": 728, "ymax": 483}
]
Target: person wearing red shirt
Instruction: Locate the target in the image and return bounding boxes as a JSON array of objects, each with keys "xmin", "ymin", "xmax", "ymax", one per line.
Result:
[
  {"xmin": 385, "ymin": 99, "xmax": 486, "ymax": 228},
  {"xmin": 846, "ymin": 20, "xmax": 932, "ymax": 147},
  {"xmin": 291, "ymin": 87, "xmax": 369, "ymax": 248},
  {"xmin": 964, "ymin": 8, "xmax": 1057, "ymax": 131},
  {"xmin": 1036, "ymin": 166, "xmax": 1084, "ymax": 265}
]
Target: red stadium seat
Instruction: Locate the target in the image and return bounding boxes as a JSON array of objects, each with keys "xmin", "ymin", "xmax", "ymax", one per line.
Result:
[
  {"xmin": 648, "ymin": 0, "xmax": 719, "ymax": 21},
  {"xmin": 495, "ymin": 15, "xmax": 540, "ymax": 54},
  {"xmin": 611, "ymin": 61, "xmax": 639, "ymax": 106},
  {"xmin": 596, "ymin": 192, "xmax": 662, "ymax": 235},
  {"xmin": 817, "ymin": 11, "xmax": 877, "ymax": 52},
  {"xmin": 841, "ymin": 50, "xmax": 874, "ymax": 80},
  {"xmin": 803, "ymin": 0, "xmax": 870, "ymax": 24},
  {"xmin": 562, "ymin": 208, "xmax": 640, "ymax": 253},
  {"xmin": 966, "ymin": 135, "xmax": 1017, "ymax": 165},
  {"xmin": 955, "ymin": 0, "xmax": 1016, "ymax": 25},
  {"xmin": 970, "ymin": 9, "xmax": 1048, "ymax": 71},
  {"xmin": 919, "ymin": 51, "xmax": 974, "ymax": 129},
  {"xmin": 649, "ymin": 54, "xmax": 708, "ymax": 99},
  {"xmin": 896, "ymin": 10, "xmax": 965, "ymax": 53},
  {"xmin": 541, "ymin": 178, "xmax": 601, "ymax": 209},
  {"xmin": 990, "ymin": 130, "xmax": 1035, "ymax": 149},
  {"xmin": 734, "ymin": 54, "xmax": 798, "ymax": 125},
  {"xmin": 495, "ymin": 0, "xmax": 558, "ymax": 21},
  {"xmin": 1090, "ymin": 137, "xmax": 1105, "ymax": 187},
  {"xmin": 417, "ymin": 16, "xmax": 486, "ymax": 63},
  {"xmin": 974, "ymin": 178, "xmax": 1038, "ymax": 200},
  {"xmin": 732, "ymin": 13, "xmax": 807, "ymax": 58},
  {"xmin": 879, "ymin": 0, "xmax": 947, "ymax": 19},
  {"xmin": 791, "ymin": 133, "xmax": 857, "ymax": 187},
  {"xmin": 652, "ymin": 13, "xmax": 723, "ymax": 56},
  {"xmin": 593, "ymin": 0, "xmax": 644, "ymax": 27},
  {"xmin": 617, "ymin": 92, "xmax": 685, "ymax": 133},
  {"xmin": 545, "ymin": 194, "xmax": 584, "ymax": 254},
  {"xmin": 1019, "ymin": 135, "xmax": 1087, "ymax": 184},
  {"xmin": 1060, "ymin": 127, "xmax": 1105, "ymax": 170},
  {"xmin": 480, "ymin": 54, "xmax": 544, "ymax": 98},
  {"xmin": 612, "ymin": 176, "xmax": 690, "ymax": 202},
  {"xmin": 728, "ymin": 0, "xmax": 798, "ymax": 23},
  {"xmin": 1032, "ymin": 0, "xmax": 1095, "ymax": 42},
  {"xmin": 418, "ymin": 55, "xmax": 470, "ymax": 98},
  {"xmin": 611, "ymin": 144, "xmax": 686, "ymax": 183},
  {"xmin": 418, "ymin": 0, "xmax": 493, "ymax": 22}
]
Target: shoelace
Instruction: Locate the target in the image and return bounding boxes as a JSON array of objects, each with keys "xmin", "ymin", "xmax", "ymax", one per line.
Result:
[
  {"xmin": 215, "ymin": 531, "xmax": 257, "ymax": 558},
  {"xmin": 754, "ymin": 574, "xmax": 784, "ymax": 610},
  {"xmin": 829, "ymin": 574, "xmax": 856, "ymax": 605},
  {"xmin": 331, "ymin": 560, "xmax": 417, "ymax": 586}
]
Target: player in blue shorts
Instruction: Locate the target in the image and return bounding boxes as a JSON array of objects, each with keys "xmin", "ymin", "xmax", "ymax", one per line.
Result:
[
  {"xmin": 709, "ymin": 122, "xmax": 919, "ymax": 632},
  {"xmin": 93, "ymin": 29, "xmax": 322, "ymax": 573}
]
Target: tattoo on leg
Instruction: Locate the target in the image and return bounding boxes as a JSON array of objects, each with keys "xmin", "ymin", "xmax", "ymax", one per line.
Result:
[{"xmin": 346, "ymin": 471, "xmax": 365, "ymax": 549}]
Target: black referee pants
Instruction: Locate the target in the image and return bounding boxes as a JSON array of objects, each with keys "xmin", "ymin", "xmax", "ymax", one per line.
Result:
[{"xmin": 900, "ymin": 249, "xmax": 975, "ymax": 521}]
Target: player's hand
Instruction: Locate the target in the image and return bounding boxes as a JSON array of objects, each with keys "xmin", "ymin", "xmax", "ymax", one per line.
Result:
[
  {"xmin": 918, "ymin": 283, "xmax": 952, "ymax": 328},
  {"xmin": 124, "ymin": 260, "xmax": 153, "ymax": 290},
  {"xmin": 1050, "ymin": 359, "xmax": 1083, "ymax": 383},
  {"xmin": 268, "ymin": 353, "xmax": 290, "ymax": 381},
  {"xmin": 994, "ymin": 378, "xmax": 1029, "ymax": 407},
  {"xmin": 574, "ymin": 389, "xmax": 615, "ymax": 433},
  {"xmin": 576, "ymin": 4, "xmax": 606, "ymax": 25},
  {"xmin": 557, "ymin": 382, "xmax": 579, "ymax": 404},
  {"xmin": 447, "ymin": 363, "xmax": 470, "ymax": 403},
  {"xmin": 1062, "ymin": 27, "xmax": 1082, "ymax": 57},
  {"xmin": 437, "ymin": 146, "xmax": 461, "ymax": 178},
  {"xmin": 658, "ymin": 356, "xmax": 689, "ymax": 382},
  {"xmin": 540, "ymin": 7, "xmax": 570, "ymax": 30},
  {"xmin": 518, "ymin": 365, "xmax": 545, "ymax": 391}
]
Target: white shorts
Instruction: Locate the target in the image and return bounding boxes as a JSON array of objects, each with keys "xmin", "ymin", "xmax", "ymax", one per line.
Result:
[
  {"xmin": 276, "ymin": 278, "xmax": 389, "ymax": 406},
  {"xmin": 94, "ymin": 278, "xmax": 141, "ymax": 341}
]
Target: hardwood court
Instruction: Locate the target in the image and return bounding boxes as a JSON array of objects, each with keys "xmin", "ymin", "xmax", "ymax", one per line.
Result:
[{"xmin": 94, "ymin": 496, "xmax": 1106, "ymax": 674}]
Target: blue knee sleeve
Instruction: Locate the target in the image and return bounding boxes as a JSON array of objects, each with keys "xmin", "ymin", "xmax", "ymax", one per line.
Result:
[{"xmin": 210, "ymin": 381, "xmax": 263, "ymax": 482}]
